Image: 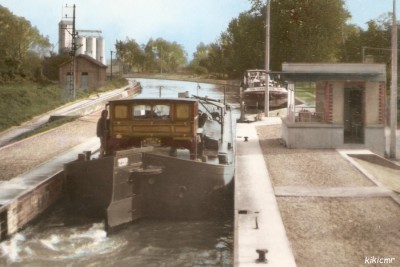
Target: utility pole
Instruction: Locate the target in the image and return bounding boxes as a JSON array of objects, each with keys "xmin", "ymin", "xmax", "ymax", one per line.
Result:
[
  {"xmin": 66, "ymin": 4, "xmax": 77, "ymax": 99},
  {"xmin": 390, "ymin": 0, "xmax": 398, "ymax": 158},
  {"xmin": 110, "ymin": 51, "xmax": 113, "ymax": 80},
  {"xmin": 264, "ymin": 0, "xmax": 270, "ymax": 117}
]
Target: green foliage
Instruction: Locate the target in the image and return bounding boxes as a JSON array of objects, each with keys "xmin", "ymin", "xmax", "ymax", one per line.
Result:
[
  {"xmin": 115, "ymin": 38, "xmax": 187, "ymax": 73},
  {"xmin": 269, "ymin": 0, "xmax": 350, "ymax": 69},
  {"xmin": 0, "ymin": 82, "xmax": 62, "ymax": 131},
  {"xmin": 143, "ymin": 38, "xmax": 187, "ymax": 73},
  {"xmin": 221, "ymin": 11, "xmax": 265, "ymax": 76},
  {"xmin": 42, "ymin": 52, "xmax": 70, "ymax": 81},
  {"xmin": 0, "ymin": 5, "xmax": 51, "ymax": 82},
  {"xmin": 191, "ymin": 65, "xmax": 209, "ymax": 75},
  {"xmin": 339, "ymin": 13, "xmax": 393, "ymax": 64},
  {"xmin": 115, "ymin": 38, "xmax": 145, "ymax": 72},
  {"xmin": 191, "ymin": 0, "xmax": 351, "ymax": 77},
  {"xmin": 0, "ymin": 78, "xmax": 129, "ymax": 132},
  {"xmin": 96, "ymin": 77, "xmax": 129, "ymax": 92}
]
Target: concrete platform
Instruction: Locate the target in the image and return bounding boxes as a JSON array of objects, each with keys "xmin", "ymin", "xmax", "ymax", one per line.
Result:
[
  {"xmin": 235, "ymin": 116, "xmax": 400, "ymax": 266},
  {"xmin": 234, "ymin": 118, "xmax": 296, "ymax": 266}
]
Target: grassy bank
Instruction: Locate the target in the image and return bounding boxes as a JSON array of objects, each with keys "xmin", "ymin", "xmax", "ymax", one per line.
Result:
[
  {"xmin": 0, "ymin": 77, "xmax": 128, "ymax": 132},
  {"xmin": 0, "ymin": 82, "xmax": 62, "ymax": 132}
]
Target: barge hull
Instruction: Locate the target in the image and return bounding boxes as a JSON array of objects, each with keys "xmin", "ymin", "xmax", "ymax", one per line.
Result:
[{"xmin": 64, "ymin": 148, "xmax": 234, "ymax": 230}]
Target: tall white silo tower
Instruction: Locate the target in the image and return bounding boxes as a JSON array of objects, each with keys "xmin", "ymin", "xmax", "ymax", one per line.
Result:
[
  {"xmin": 58, "ymin": 20, "xmax": 73, "ymax": 53},
  {"xmin": 85, "ymin": 37, "xmax": 97, "ymax": 59},
  {"xmin": 76, "ymin": 36, "xmax": 86, "ymax": 55},
  {"xmin": 96, "ymin": 37, "xmax": 106, "ymax": 64}
]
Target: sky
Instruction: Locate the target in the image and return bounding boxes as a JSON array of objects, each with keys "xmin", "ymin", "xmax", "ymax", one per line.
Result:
[{"xmin": 0, "ymin": 0, "xmax": 398, "ymax": 62}]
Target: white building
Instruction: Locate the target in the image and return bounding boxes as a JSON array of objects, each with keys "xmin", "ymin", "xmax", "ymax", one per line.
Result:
[{"xmin": 281, "ymin": 63, "xmax": 387, "ymax": 156}]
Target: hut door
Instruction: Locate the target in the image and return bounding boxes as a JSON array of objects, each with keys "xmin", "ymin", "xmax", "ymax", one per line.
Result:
[
  {"xmin": 80, "ymin": 72, "xmax": 89, "ymax": 89},
  {"xmin": 344, "ymin": 86, "xmax": 364, "ymax": 143}
]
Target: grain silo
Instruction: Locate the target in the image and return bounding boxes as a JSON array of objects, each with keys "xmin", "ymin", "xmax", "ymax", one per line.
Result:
[
  {"xmin": 96, "ymin": 37, "xmax": 106, "ymax": 64},
  {"xmin": 76, "ymin": 36, "xmax": 86, "ymax": 55},
  {"xmin": 58, "ymin": 20, "xmax": 73, "ymax": 53},
  {"xmin": 85, "ymin": 37, "xmax": 97, "ymax": 59}
]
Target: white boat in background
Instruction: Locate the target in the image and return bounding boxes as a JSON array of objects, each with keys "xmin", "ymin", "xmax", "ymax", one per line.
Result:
[{"xmin": 242, "ymin": 69, "xmax": 288, "ymax": 108}]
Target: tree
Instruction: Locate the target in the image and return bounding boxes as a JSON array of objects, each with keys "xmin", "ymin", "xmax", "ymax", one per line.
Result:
[
  {"xmin": 190, "ymin": 43, "xmax": 211, "ymax": 75},
  {"xmin": 115, "ymin": 38, "xmax": 187, "ymax": 73},
  {"xmin": 42, "ymin": 52, "xmax": 70, "ymax": 81},
  {"xmin": 221, "ymin": 11, "xmax": 265, "ymax": 76},
  {"xmin": 268, "ymin": 0, "xmax": 350, "ymax": 70},
  {"xmin": 360, "ymin": 14, "xmax": 392, "ymax": 63},
  {"xmin": 0, "ymin": 5, "xmax": 51, "ymax": 81},
  {"xmin": 192, "ymin": 0, "xmax": 351, "ymax": 77},
  {"xmin": 115, "ymin": 38, "xmax": 144, "ymax": 73},
  {"xmin": 191, "ymin": 10, "xmax": 265, "ymax": 77},
  {"xmin": 338, "ymin": 13, "xmax": 394, "ymax": 64},
  {"xmin": 143, "ymin": 38, "xmax": 187, "ymax": 73},
  {"xmin": 337, "ymin": 24, "xmax": 363, "ymax": 62}
]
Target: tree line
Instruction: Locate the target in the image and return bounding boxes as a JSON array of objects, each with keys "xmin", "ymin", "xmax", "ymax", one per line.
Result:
[
  {"xmin": 0, "ymin": 1, "xmax": 397, "ymax": 84},
  {"xmin": 113, "ymin": 0, "xmax": 397, "ymax": 79},
  {"xmin": 115, "ymin": 38, "xmax": 187, "ymax": 73},
  {"xmin": 189, "ymin": 0, "xmax": 396, "ymax": 78}
]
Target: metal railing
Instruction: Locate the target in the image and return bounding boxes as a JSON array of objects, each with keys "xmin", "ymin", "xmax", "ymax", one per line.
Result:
[{"xmin": 294, "ymin": 107, "xmax": 325, "ymax": 123}]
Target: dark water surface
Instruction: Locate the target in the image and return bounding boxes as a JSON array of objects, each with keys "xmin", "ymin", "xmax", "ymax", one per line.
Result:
[{"xmin": 0, "ymin": 79, "xmax": 239, "ymax": 267}]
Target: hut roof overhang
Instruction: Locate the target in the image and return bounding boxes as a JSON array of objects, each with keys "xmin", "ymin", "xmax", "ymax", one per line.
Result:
[{"xmin": 278, "ymin": 63, "xmax": 386, "ymax": 82}]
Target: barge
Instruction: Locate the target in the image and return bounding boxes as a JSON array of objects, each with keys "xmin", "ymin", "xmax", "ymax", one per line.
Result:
[
  {"xmin": 242, "ymin": 69, "xmax": 288, "ymax": 109},
  {"xmin": 64, "ymin": 94, "xmax": 235, "ymax": 231}
]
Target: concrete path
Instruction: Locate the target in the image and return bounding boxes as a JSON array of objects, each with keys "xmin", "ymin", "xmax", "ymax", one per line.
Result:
[
  {"xmin": 234, "ymin": 119, "xmax": 296, "ymax": 267},
  {"xmin": 0, "ymin": 137, "xmax": 99, "ymax": 206}
]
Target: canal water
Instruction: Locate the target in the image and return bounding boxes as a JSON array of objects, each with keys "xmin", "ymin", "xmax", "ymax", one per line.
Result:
[
  {"xmin": 0, "ymin": 78, "xmax": 240, "ymax": 267},
  {"xmin": 133, "ymin": 78, "xmax": 240, "ymax": 102}
]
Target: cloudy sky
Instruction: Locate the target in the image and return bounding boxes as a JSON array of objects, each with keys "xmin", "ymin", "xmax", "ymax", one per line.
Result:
[{"xmin": 1, "ymin": 0, "xmax": 397, "ymax": 61}]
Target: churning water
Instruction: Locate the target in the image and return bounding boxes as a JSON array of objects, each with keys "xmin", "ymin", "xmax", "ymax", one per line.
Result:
[{"xmin": 0, "ymin": 204, "xmax": 233, "ymax": 266}]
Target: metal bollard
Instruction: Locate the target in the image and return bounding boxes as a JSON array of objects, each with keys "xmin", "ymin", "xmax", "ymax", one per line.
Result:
[
  {"xmin": 256, "ymin": 249, "xmax": 268, "ymax": 263},
  {"xmin": 84, "ymin": 150, "xmax": 92, "ymax": 160},
  {"xmin": 77, "ymin": 153, "xmax": 86, "ymax": 161}
]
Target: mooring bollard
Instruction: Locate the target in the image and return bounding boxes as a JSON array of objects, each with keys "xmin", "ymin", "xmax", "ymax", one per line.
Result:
[
  {"xmin": 256, "ymin": 249, "xmax": 268, "ymax": 263},
  {"xmin": 77, "ymin": 153, "xmax": 85, "ymax": 161},
  {"xmin": 83, "ymin": 150, "xmax": 91, "ymax": 160}
]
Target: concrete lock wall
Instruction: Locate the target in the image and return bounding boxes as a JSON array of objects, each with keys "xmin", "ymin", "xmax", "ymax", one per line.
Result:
[
  {"xmin": 365, "ymin": 126, "xmax": 386, "ymax": 156},
  {"xmin": 281, "ymin": 119, "xmax": 344, "ymax": 149}
]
